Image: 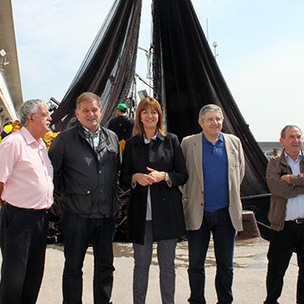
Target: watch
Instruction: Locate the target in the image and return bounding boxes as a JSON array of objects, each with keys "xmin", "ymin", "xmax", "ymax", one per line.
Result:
[{"xmin": 164, "ymin": 172, "xmax": 170, "ymax": 182}]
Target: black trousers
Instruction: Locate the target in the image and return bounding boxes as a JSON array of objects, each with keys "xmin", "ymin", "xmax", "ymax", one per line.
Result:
[
  {"xmin": 0, "ymin": 203, "xmax": 49, "ymax": 304},
  {"xmin": 264, "ymin": 221, "xmax": 304, "ymax": 304}
]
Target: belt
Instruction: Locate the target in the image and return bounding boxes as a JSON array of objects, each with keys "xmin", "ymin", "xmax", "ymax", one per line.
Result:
[
  {"xmin": 4, "ymin": 202, "xmax": 49, "ymax": 213},
  {"xmin": 288, "ymin": 218, "xmax": 304, "ymax": 224}
]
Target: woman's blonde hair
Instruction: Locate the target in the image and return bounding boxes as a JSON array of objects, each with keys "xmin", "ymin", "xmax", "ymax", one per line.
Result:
[{"xmin": 133, "ymin": 97, "xmax": 166, "ymax": 137}]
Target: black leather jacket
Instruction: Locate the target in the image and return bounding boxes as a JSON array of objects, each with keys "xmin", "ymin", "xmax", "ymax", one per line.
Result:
[{"xmin": 49, "ymin": 123, "xmax": 120, "ymax": 218}]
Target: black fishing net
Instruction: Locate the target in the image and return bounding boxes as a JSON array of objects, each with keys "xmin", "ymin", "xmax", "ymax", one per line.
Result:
[
  {"xmin": 152, "ymin": 0, "xmax": 268, "ymax": 196},
  {"xmin": 51, "ymin": 0, "xmax": 142, "ymax": 130},
  {"xmin": 50, "ymin": 0, "xmax": 271, "ymax": 238}
]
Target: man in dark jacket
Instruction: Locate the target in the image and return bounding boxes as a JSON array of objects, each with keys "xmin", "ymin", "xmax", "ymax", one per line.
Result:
[
  {"xmin": 108, "ymin": 103, "xmax": 135, "ymax": 153},
  {"xmin": 108, "ymin": 103, "xmax": 135, "ymax": 141},
  {"xmin": 264, "ymin": 125, "xmax": 304, "ymax": 304},
  {"xmin": 49, "ymin": 92, "xmax": 120, "ymax": 304}
]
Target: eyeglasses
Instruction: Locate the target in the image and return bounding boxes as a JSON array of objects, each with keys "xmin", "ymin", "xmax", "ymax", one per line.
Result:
[{"xmin": 33, "ymin": 111, "xmax": 50, "ymax": 118}]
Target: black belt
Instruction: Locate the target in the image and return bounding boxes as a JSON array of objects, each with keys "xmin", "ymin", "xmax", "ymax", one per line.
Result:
[
  {"xmin": 4, "ymin": 202, "xmax": 49, "ymax": 213},
  {"xmin": 288, "ymin": 218, "xmax": 304, "ymax": 224}
]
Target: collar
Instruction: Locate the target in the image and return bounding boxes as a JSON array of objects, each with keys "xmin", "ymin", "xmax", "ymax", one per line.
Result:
[
  {"xmin": 202, "ymin": 132, "xmax": 224, "ymax": 144},
  {"xmin": 144, "ymin": 133, "xmax": 157, "ymax": 144},
  {"xmin": 133, "ymin": 130, "xmax": 165, "ymax": 144},
  {"xmin": 21, "ymin": 127, "xmax": 45, "ymax": 147},
  {"xmin": 284, "ymin": 150, "xmax": 302, "ymax": 163},
  {"xmin": 81, "ymin": 125, "xmax": 101, "ymax": 137}
]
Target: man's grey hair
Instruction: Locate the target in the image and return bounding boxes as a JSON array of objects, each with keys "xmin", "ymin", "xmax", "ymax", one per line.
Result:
[
  {"xmin": 19, "ymin": 99, "xmax": 46, "ymax": 127},
  {"xmin": 280, "ymin": 125, "xmax": 302, "ymax": 139},
  {"xmin": 76, "ymin": 92, "xmax": 102, "ymax": 110},
  {"xmin": 198, "ymin": 104, "xmax": 224, "ymax": 122}
]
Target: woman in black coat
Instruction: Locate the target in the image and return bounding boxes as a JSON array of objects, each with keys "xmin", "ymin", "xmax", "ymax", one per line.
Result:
[{"xmin": 120, "ymin": 97, "xmax": 188, "ymax": 304}]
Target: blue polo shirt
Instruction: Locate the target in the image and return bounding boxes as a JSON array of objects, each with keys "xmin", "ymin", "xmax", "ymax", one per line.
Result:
[{"xmin": 202, "ymin": 133, "xmax": 229, "ymax": 212}]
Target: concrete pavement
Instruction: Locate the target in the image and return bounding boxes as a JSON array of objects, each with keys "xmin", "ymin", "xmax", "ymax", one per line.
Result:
[{"xmin": 33, "ymin": 238, "xmax": 298, "ymax": 303}]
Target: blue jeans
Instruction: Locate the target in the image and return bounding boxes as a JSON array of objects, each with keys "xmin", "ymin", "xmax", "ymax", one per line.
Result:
[
  {"xmin": 62, "ymin": 211, "xmax": 115, "ymax": 304},
  {"xmin": 187, "ymin": 207, "xmax": 236, "ymax": 304},
  {"xmin": 133, "ymin": 221, "xmax": 177, "ymax": 304}
]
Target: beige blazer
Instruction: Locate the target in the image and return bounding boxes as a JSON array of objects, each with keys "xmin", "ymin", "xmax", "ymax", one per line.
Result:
[{"xmin": 181, "ymin": 132, "xmax": 245, "ymax": 231}]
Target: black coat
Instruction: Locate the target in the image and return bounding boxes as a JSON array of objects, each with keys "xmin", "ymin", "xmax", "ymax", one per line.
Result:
[{"xmin": 120, "ymin": 132, "xmax": 188, "ymax": 244}]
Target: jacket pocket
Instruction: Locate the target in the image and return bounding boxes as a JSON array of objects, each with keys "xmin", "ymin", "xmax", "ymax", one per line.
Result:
[{"xmin": 65, "ymin": 186, "xmax": 92, "ymax": 215}]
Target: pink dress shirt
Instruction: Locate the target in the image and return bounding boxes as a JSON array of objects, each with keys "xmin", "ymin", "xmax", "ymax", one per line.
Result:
[{"xmin": 0, "ymin": 127, "xmax": 53, "ymax": 209}]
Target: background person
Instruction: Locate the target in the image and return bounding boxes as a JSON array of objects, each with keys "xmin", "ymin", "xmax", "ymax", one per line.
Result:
[
  {"xmin": 108, "ymin": 103, "xmax": 135, "ymax": 153},
  {"xmin": 264, "ymin": 125, "xmax": 304, "ymax": 304},
  {"xmin": 181, "ymin": 104, "xmax": 245, "ymax": 304},
  {"xmin": 269, "ymin": 148, "xmax": 278, "ymax": 160},
  {"xmin": 0, "ymin": 121, "xmax": 13, "ymax": 141},
  {"xmin": 0, "ymin": 99, "xmax": 53, "ymax": 303},
  {"xmin": 49, "ymin": 92, "xmax": 120, "ymax": 304},
  {"xmin": 119, "ymin": 97, "xmax": 188, "ymax": 304}
]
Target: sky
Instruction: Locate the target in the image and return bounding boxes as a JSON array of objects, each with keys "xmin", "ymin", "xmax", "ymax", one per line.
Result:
[{"xmin": 11, "ymin": 0, "xmax": 304, "ymax": 141}]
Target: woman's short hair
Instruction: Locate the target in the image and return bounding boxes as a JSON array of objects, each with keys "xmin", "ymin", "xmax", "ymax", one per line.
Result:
[
  {"xmin": 198, "ymin": 104, "xmax": 224, "ymax": 122},
  {"xmin": 19, "ymin": 99, "xmax": 46, "ymax": 127},
  {"xmin": 133, "ymin": 97, "xmax": 166, "ymax": 137},
  {"xmin": 76, "ymin": 92, "xmax": 102, "ymax": 110}
]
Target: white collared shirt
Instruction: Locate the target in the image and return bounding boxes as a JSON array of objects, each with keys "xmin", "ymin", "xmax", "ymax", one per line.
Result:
[
  {"xmin": 144, "ymin": 134, "xmax": 157, "ymax": 221},
  {"xmin": 285, "ymin": 152, "xmax": 304, "ymax": 220}
]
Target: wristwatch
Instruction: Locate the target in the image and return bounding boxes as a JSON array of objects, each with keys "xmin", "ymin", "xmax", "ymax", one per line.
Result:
[{"xmin": 164, "ymin": 172, "xmax": 170, "ymax": 182}]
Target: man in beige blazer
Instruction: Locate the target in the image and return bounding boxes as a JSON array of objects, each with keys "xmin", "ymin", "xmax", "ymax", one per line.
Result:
[{"xmin": 181, "ymin": 104, "xmax": 245, "ymax": 304}]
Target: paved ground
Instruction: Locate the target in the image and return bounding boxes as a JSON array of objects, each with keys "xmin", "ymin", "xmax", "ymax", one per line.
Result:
[{"xmin": 30, "ymin": 237, "xmax": 298, "ymax": 303}]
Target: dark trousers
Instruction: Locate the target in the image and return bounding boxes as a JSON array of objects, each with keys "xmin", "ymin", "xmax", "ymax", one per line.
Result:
[
  {"xmin": 62, "ymin": 211, "xmax": 115, "ymax": 304},
  {"xmin": 0, "ymin": 203, "xmax": 49, "ymax": 304},
  {"xmin": 187, "ymin": 207, "xmax": 236, "ymax": 304},
  {"xmin": 264, "ymin": 222, "xmax": 304, "ymax": 304}
]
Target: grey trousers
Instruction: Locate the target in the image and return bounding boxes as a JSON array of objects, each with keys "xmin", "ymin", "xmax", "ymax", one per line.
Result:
[{"xmin": 133, "ymin": 221, "xmax": 177, "ymax": 304}]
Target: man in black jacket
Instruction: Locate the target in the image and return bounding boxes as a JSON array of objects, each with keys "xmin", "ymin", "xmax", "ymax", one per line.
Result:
[
  {"xmin": 49, "ymin": 92, "xmax": 120, "ymax": 304},
  {"xmin": 108, "ymin": 103, "xmax": 135, "ymax": 142}
]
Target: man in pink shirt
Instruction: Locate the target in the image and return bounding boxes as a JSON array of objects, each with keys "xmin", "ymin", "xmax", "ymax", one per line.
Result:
[{"xmin": 0, "ymin": 99, "xmax": 54, "ymax": 304}]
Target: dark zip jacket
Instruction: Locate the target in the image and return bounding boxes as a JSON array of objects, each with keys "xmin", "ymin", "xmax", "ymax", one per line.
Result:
[{"xmin": 49, "ymin": 123, "xmax": 120, "ymax": 218}]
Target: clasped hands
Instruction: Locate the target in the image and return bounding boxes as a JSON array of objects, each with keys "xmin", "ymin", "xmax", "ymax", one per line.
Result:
[{"xmin": 132, "ymin": 167, "xmax": 166, "ymax": 186}]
